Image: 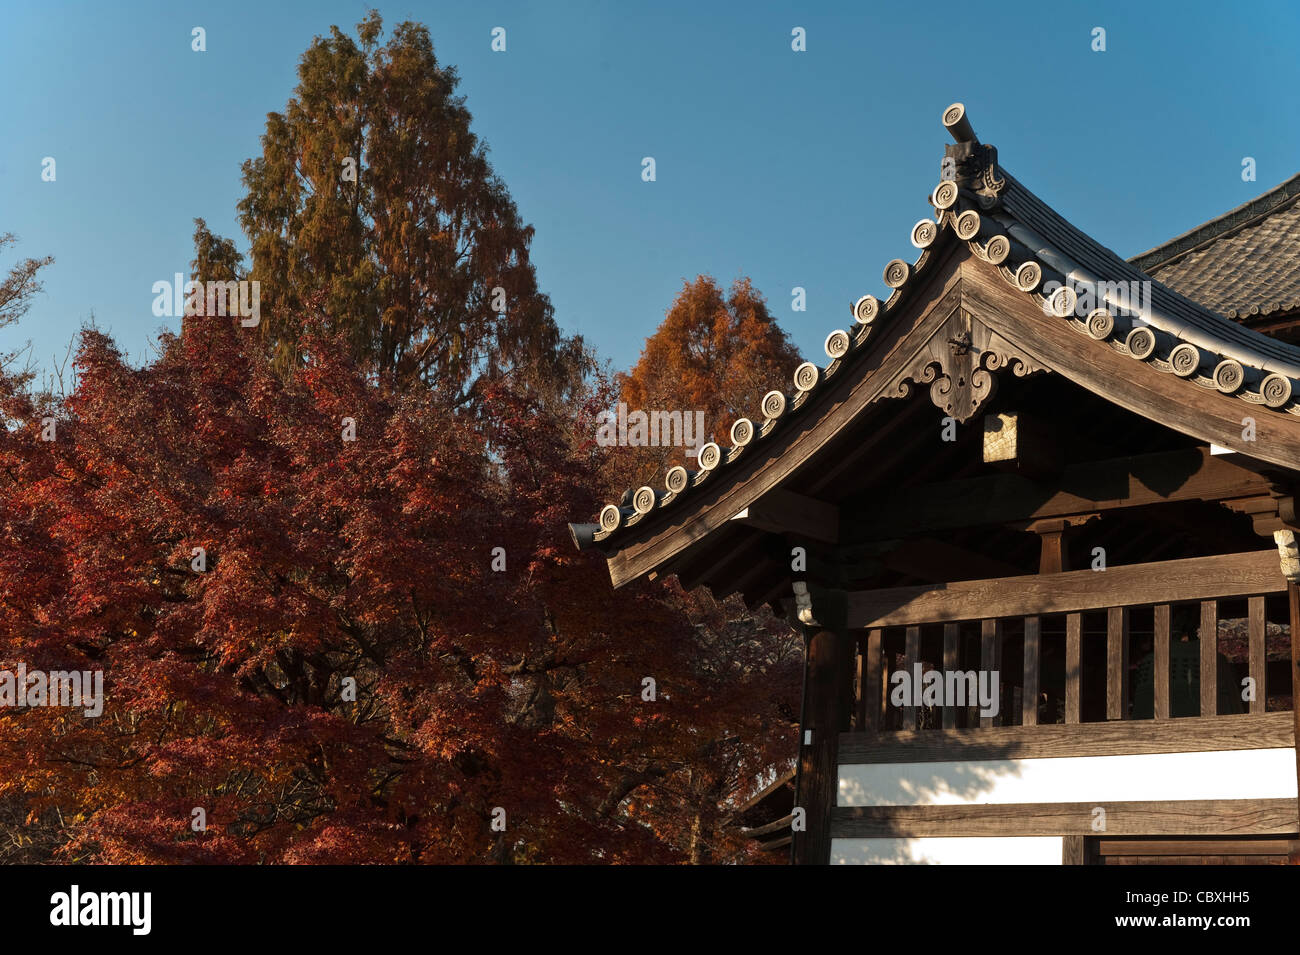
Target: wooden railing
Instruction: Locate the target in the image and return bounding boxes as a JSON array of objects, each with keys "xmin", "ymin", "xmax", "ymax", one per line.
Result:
[{"xmin": 849, "ymin": 550, "xmax": 1295, "ymax": 733}]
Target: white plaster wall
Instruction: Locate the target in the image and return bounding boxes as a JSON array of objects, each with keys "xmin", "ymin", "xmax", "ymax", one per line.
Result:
[
  {"xmin": 831, "ymin": 836, "xmax": 1063, "ymax": 865},
  {"xmin": 838, "ymin": 747, "xmax": 1298, "ymax": 807}
]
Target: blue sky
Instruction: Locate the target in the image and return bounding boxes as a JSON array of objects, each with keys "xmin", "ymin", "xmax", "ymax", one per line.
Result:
[{"xmin": 2, "ymin": 0, "xmax": 1298, "ymax": 378}]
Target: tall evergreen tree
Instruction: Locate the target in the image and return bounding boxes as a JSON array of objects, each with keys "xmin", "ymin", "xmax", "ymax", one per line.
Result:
[{"xmin": 235, "ymin": 12, "xmax": 579, "ymax": 401}]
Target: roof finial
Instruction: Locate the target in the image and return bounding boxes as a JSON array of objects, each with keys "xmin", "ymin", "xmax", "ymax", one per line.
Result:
[{"xmin": 942, "ymin": 102, "xmax": 978, "ymax": 144}]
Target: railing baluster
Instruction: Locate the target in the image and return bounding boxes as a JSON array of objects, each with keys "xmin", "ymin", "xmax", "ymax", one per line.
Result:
[
  {"xmin": 855, "ymin": 636, "xmax": 867, "ymax": 731},
  {"xmin": 980, "ymin": 619, "xmax": 1003, "ymax": 728},
  {"xmin": 1154, "ymin": 603, "xmax": 1171, "ymax": 720},
  {"xmin": 942, "ymin": 623, "xmax": 959, "ymax": 728},
  {"xmin": 903, "ymin": 626, "xmax": 920, "ymax": 729},
  {"xmin": 1106, "ymin": 606, "xmax": 1130, "ymax": 720},
  {"xmin": 1249, "ymin": 597, "xmax": 1266, "ymax": 716},
  {"xmin": 1023, "ymin": 615, "xmax": 1040, "ymax": 726},
  {"xmin": 1066, "ymin": 612, "xmax": 1082, "ymax": 724},
  {"xmin": 864, "ymin": 628, "xmax": 883, "ymax": 731},
  {"xmin": 1200, "ymin": 599, "xmax": 1218, "ymax": 717},
  {"xmin": 881, "ymin": 638, "xmax": 892, "ymax": 730}
]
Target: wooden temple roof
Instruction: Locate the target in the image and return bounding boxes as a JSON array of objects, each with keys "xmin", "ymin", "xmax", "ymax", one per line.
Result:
[
  {"xmin": 1133, "ymin": 172, "xmax": 1300, "ymax": 324},
  {"xmin": 569, "ymin": 104, "xmax": 1300, "ymax": 604}
]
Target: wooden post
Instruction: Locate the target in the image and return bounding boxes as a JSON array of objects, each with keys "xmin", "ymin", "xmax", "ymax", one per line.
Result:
[
  {"xmin": 880, "ymin": 641, "xmax": 891, "ymax": 730},
  {"xmin": 1106, "ymin": 607, "xmax": 1130, "ymax": 720},
  {"xmin": 1062, "ymin": 835, "xmax": 1086, "ymax": 865},
  {"xmin": 1038, "ymin": 530, "xmax": 1067, "ymax": 575},
  {"xmin": 793, "ymin": 627, "xmax": 855, "ymax": 866},
  {"xmin": 943, "ymin": 623, "xmax": 960, "ymax": 729},
  {"xmin": 1023, "ymin": 616, "xmax": 1040, "ymax": 726},
  {"xmin": 1290, "ymin": 583, "xmax": 1300, "ymax": 832},
  {"xmin": 1066, "ymin": 612, "xmax": 1082, "ymax": 724},
  {"xmin": 1154, "ymin": 603, "xmax": 1171, "ymax": 720},
  {"xmin": 854, "ymin": 638, "xmax": 867, "ymax": 731},
  {"xmin": 980, "ymin": 619, "xmax": 1003, "ymax": 727},
  {"xmin": 1249, "ymin": 596, "xmax": 1266, "ymax": 716},
  {"xmin": 1200, "ymin": 600, "xmax": 1218, "ymax": 717},
  {"xmin": 903, "ymin": 626, "xmax": 920, "ymax": 729},
  {"xmin": 863, "ymin": 629, "xmax": 883, "ymax": 732}
]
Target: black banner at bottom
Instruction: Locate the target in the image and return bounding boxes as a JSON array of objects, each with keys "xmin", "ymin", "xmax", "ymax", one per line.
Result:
[{"xmin": 1, "ymin": 861, "xmax": 1293, "ymax": 943}]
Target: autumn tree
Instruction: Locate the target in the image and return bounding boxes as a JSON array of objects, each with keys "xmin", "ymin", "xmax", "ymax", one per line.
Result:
[
  {"xmin": 0, "ymin": 233, "xmax": 54, "ymax": 374},
  {"xmin": 232, "ymin": 12, "xmax": 581, "ymax": 401},
  {"xmin": 0, "ymin": 294, "xmax": 798, "ymax": 863},
  {"xmin": 616, "ymin": 275, "xmax": 802, "ymax": 482}
]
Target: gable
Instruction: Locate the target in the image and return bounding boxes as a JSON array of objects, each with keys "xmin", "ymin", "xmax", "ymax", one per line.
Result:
[{"xmin": 572, "ymin": 104, "xmax": 1300, "ymax": 599}]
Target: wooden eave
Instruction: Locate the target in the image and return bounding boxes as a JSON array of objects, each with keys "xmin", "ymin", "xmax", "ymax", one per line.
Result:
[{"xmin": 571, "ymin": 105, "xmax": 1300, "ymax": 595}]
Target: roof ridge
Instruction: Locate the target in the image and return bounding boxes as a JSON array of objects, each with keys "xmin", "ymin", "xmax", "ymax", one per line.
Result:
[{"xmin": 1131, "ymin": 172, "xmax": 1300, "ymax": 273}]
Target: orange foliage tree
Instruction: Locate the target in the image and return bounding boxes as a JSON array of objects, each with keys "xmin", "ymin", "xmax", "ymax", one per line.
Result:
[{"xmin": 616, "ymin": 276, "xmax": 802, "ymax": 483}]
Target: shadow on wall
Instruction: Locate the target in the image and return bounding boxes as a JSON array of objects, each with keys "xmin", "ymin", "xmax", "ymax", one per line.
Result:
[
  {"xmin": 839, "ymin": 749, "xmax": 1026, "ymax": 807},
  {"xmin": 835, "ymin": 743, "xmax": 1029, "ymax": 864}
]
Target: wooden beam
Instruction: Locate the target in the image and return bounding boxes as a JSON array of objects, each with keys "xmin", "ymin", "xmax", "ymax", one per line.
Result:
[
  {"xmin": 793, "ymin": 628, "xmax": 854, "ymax": 865},
  {"xmin": 806, "ymin": 379, "xmax": 940, "ymax": 497},
  {"xmin": 831, "ymin": 799, "xmax": 1300, "ymax": 838},
  {"xmin": 838, "ymin": 550, "xmax": 1283, "ymax": 629},
  {"xmin": 844, "ymin": 447, "xmax": 1274, "ymax": 542},
  {"xmin": 742, "ymin": 813, "xmax": 796, "ymax": 838},
  {"xmin": 1154, "ymin": 603, "xmax": 1171, "ymax": 720},
  {"xmin": 1096, "ymin": 838, "xmax": 1300, "ymax": 857},
  {"xmin": 1251, "ymin": 311, "xmax": 1300, "ymax": 336},
  {"xmin": 731, "ymin": 487, "xmax": 839, "ymax": 544},
  {"xmin": 672, "ymin": 528, "xmax": 762, "ymax": 591},
  {"xmin": 735, "ymin": 768, "xmax": 796, "ymax": 816},
  {"xmin": 1222, "ymin": 494, "xmax": 1300, "ymax": 536},
  {"xmin": 838, "ymin": 711, "xmax": 1295, "ymax": 763}
]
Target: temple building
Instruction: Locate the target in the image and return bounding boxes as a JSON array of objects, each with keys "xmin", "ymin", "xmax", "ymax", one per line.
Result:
[{"xmin": 570, "ymin": 104, "xmax": 1300, "ymax": 865}]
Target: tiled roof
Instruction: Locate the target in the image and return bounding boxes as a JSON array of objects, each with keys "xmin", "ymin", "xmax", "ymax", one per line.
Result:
[
  {"xmin": 1132, "ymin": 173, "xmax": 1300, "ymax": 320},
  {"xmin": 572, "ymin": 106, "xmax": 1300, "ymax": 552}
]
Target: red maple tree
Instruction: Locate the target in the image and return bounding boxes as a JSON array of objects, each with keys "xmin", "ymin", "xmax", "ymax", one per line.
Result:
[{"xmin": 0, "ymin": 297, "xmax": 798, "ymax": 863}]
